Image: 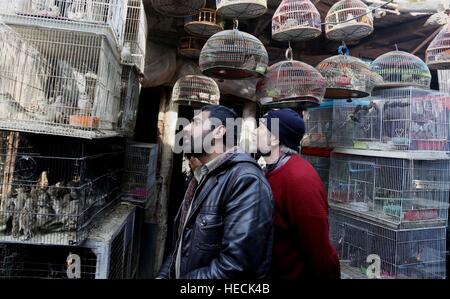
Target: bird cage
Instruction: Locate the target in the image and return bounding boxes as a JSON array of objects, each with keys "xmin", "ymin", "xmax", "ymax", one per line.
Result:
[
  {"xmin": 0, "ymin": 0, "xmax": 127, "ymax": 47},
  {"xmin": 332, "ymin": 88, "xmax": 449, "ymax": 152},
  {"xmin": 272, "ymin": 0, "xmax": 321, "ymax": 42},
  {"xmin": 328, "ymin": 149, "xmax": 450, "ymax": 229},
  {"xmin": 172, "ymin": 75, "xmax": 221, "ymax": 107},
  {"xmin": 122, "ymin": 0, "xmax": 148, "ymax": 73},
  {"xmin": 0, "ymin": 131, "xmax": 125, "ymax": 246},
  {"xmin": 122, "ymin": 143, "xmax": 158, "ymax": 208},
  {"xmin": 256, "ymin": 48, "xmax": 325, "ymax": 108},
  {"xmin": 329, "ymin": 209, "xmax": 447, "ymax": 279},
  {"xmin": 316, "ymin": 48, "xmax": 382, "ymax": 99},
  {"xmin": 151, "ymin": 0, "xmax": 206, "ymax": 17},
  {"xmin": 324, "ymin": 0, "xmax": 373, "ymax": 41},
  {"xmin": 178, "ymin": 36, "xmax": 206, "ymax": 59},
  {"xmin": 184, "ymin": 8, "xmax": 224, "ymax": 38},
  {"xmin": 301, "ymin": 100, "xmax": 334, "ymax": 148},
  {"xmin": 118, "ymin": 66, "xmax": 141, "ymax": 136},
  {"xmin": 216, "ymin": 0, "xmax": 267, "ymax": 19},
  {"xmin": 371, "ymin": 50, "xmax": 432, "ymax": 89},
  {"xmin": 0, "ymin": 23, "xmax": 122, "ymax": 139},
  {"xmin": 301, "ymin": 151, "xmax": 331, "ymax": 191},
  {"xmin": 426, "ymin": 24, "xmax": 450, "ymax": 70},
  {"xmin": 199, "ymin": 25, "xmax": 268, "ymax": 79}
]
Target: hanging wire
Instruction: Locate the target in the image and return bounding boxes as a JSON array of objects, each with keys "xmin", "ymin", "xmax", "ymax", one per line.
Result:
[
  {"xmin": 321, "ymin": 0, "xmax": 395, "ymax": 25},
  {"xmin": 233, "ymin": 19, "xmax": 239, "ymax": 30}
]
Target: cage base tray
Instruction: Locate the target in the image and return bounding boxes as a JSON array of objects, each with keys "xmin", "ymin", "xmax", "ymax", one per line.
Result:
[
  {"xmin": 427, "ymin": 60, "xmax": 450, "ymax": 70},
  {"xmin": 260, "ymin": 97, "xmax": 320, "ymax": 110},
  {"xmin": 325, "ymin": 88, "xmax": 369, "ymax": 99},
  {"xmin": 202, "ymin": 66, "xmax": 264, "ymax": 80},
  {"xmin": 272, "ymin": 27, "xmax": 321, "ymax": 42},
  {"xmin": 184, "ymin": 22, "xmax": 223, "ymax": 38},
  {"xmin": 217, "ymin": 4, "xmax": 267, "ymax": 20},
  {"xmin": 0, "ymin": 231, "xmax": 77, "ymax": 246},
  {"xmin": 326, "ymin": 23, "xmax": 373, "ymax": 41}
]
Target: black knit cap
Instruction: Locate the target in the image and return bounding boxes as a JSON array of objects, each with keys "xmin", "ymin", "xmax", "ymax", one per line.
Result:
[{"xmin": 262, "ymin": 108, "xmax": 305, "ymax": 152}]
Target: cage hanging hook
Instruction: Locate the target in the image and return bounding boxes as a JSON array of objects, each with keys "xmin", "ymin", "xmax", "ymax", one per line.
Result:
[
  {"xmin": 338, "ymin": 41, "xmax": 349, "ymax": 56},
  {"xmin": 233, "ymin": 19, "xmax": 239, "ymax": 30},
  {"xmin": 395, "ymin": 43, "xmax": 398, "ymax": 51},
  {"xmin": 285, "ymin": 41, "xmax": 293, "ymax": 60}
]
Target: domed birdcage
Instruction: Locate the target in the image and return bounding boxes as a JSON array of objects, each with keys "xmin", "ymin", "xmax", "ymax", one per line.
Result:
[
  {"xmin": 178, "ymin": 36, "xmax": 206, "ymax": 59},
  {"xmin": 151, "ymin": 0, "xmax": 206, "ymax": 17},
  {"xmin": 426, "ymin": 24, "xmax": 450, "ymax": 70},
  {"xmin": 172, "ymin": 75, "xmax": 221, "ymax": 106},
  {"xmin": 199, "ymin": 21, "xmax": 268, "ymax": 79},
  {"xmin": 272, "ymin": 0, "xmax": 322, "ymax": 42},
  {"xmin": 325, "ymin": 0, "xmax": 373, "ymax": 41},
  {"xmin": 216, "ymin": 0, "xmax": 268, "ymax": 19},
  {"xmin": 317, "ymin": 46, "xmax": 381, "ymax": 98},
  {"xmin": 371, "ymin": 50, "xmax": 432, "ymax": 89},
  {"xmin": 256, "ymin": 47, "xmax": 325, "ymax": 109},
  {"xmin": 184, "ymin": 8, "xmax": 224, "ymax": 38}
]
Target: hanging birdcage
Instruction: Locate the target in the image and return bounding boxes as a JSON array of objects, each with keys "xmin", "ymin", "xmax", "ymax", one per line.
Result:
[
  {"xmin": 216, "ymin": 0, "xmax": 268, "ymax": 19},
  {"xmin": 151, "ymin": 0, "xmax": 206, "ymax": 17},
  {"xmin": 272, "ymin": 0, "xmax": 321, "ymax": 42},
  {"xmin": 172, "ymin": 75, "xmax": 221, "ymax": 106},
  {"xmin": 256, "ymin": 47, "xmax": 325, "ymax": 109},
  {"xmin": 325, "ymin": 0, "xmax": 373, "ymax": 41},
  {"xmin": 371, "ymin": 50, "xmax": 432, "ymax": 89},
  {"xmin": 184, "ymin": 8, "xmax": 224, "ymax": 38},
  {"xmin": 316, "ymin": 47, "xmax": 381, "ymax": 99},
  {"xmin": 426, "ymin": 24, "xmax": 450, "ymax": 70},
  {"xmin": 178, "ymin": 36, "xmax": 206, "ymax": 59},
  {"xmin": 199, "ymin": 23, "xmax": 268, "ymax": 79}
]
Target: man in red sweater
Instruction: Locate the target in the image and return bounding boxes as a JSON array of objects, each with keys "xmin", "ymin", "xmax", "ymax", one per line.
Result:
[{"xmin": 253, "ymin": 108, "xmax": 340, "ymax": 279}]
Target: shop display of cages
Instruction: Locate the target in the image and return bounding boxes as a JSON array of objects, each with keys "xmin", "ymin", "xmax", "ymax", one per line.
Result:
[
  {"xmin": 301, "ymin": 153, "xmax": 330, "ymax": 191},
  {"xmin": 122, "ymin": 0, "xmax": 147, "ymax": 73},
  {"xmin": 118, "ymin": 66, "xmax": 141, "ymax": 136},
  {"xmin": 122, "ymin": 143, "xmax": 158, "ymax": 208},
  {"xmin": 328, "ymin": 149, "xmax": 450, "ymax": 229},
  {"xmin": 324, "ymin": 0, "xmax": 373, "ymax": 41},
  {"xmin": 331, "ymin": 88, "xmax": 449, "ymax": 152},
  {"xmin": 150, "ymin": 0, "xmax": 206, "ymax": 17},
  {"xmin": 0, "ymin": 131, "xmax": 125, "ymax": 246},
  {"xmin": 0, "ymin": 0, "xmax": 126, "ymax": 47},
  {"xmin": 371, "ymin": 50, "xmax": 432, "ymax": 89},
  {"xmin": 171, "ymin": 75, "xmax": 220, "ymax": 107},
  {"xmin": 329, "ymin": 209, "xmax": 447, "ymax": 279},
  {"xmin": 272, "ymin": 0, "xmax": 321, "ymax": 42},
  {"xmin": 426, "ymin": 24, "xmax": 450, "ymax": 70},
  {"xmin": 302, "ymin": 100, "xmax": 333, "ymax": 148},
  {"xmin": 216, "ymin": 0, "xmax": 267, "ymax": 19},
  {"xmin": 184, "ymin": 8, "xmax": 224, "ymax": 38},
  {"xmin": 0, "ymin": 23, "xmax": 122, "ymax": 139},
  {"xmin": 178, "ymin": 36, "xmax": 206, "ymax": 59}
]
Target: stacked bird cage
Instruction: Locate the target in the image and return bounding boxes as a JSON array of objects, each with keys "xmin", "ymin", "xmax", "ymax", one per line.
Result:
[
  {"xmin": 0, "ymin": 0, "xmax": 127, "ymax": 47},
  {"xmin": 178, "ymin": 36, "xmax": 206, "ymax": 59},
  {"xmin": 331, "ymin": 88, "xmax": 450, "ymax": 152},
  {"xmin": 171, "ymin": 75, "xmax": 220, "ymax": 107},
  {"xmin": 150, "ymin": 0, "xmax": 206, "ymax": 17},
  {"xmin": 118, "ymin": 66, "xmax": 141, "ymax": 136},
  {"xmin": 272, "ymin": 0, "xmax": 321, "ymax": 42},
  {"xmin": 122, "ymin": 143, "xmax": 158, "ymax": 208},
  {"xmin": 324, "ymin": 0, "xmax": 373, "ymax": 41},
  {"xmin": 302, "ymin": 100, "xmax": 334, "ymax": 149},
  {"xmin": 329, "ymin": 209, "xmax": 447, "ymax": 279},
  {"xmin": 426, "ymin": 24, "xmax": 450, "ymax": 70},
  {"xmin": 200, "ymin": 26, "xmax": 268, "ymax": 79},
  {"xmin": 0, "ymin": 131, "xmax": 125, "ymax": 246},
  {"xmin": 184, "ymin": 8, "xmax": 224, "ymax": 38},
  {"xmin": 122, "ymin": 0, "xmax": 147, "ymax": 73},
  {"xmin": 216, "ymin": 0, "xmax": 267, "ymax": 19},
  {"xmin": 0, "ymin": 23, "xmax": 122, "ymax": 139},
  {"xmin": 301, "ymin": 151, "xmax": 332, "ymax": 191},
  {"xmin": 371, "ymin": 50, "xmax": 432, "ymax": 89}
]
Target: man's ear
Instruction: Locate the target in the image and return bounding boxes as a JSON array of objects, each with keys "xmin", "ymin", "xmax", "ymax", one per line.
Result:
[
  {"xmin": 213, "ymin": 125, "xmax": 226, "ymax": 140},
  {"xmin": 270, "ymin": 133, "xmax": 280, "ymax": 147}
]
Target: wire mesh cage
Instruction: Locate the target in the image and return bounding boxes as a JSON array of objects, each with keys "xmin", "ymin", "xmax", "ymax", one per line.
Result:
[
  {"xmin": 178, "ymin": 36, "xmax": 207, "ymax": 59},
  {"xmin": 329, "ymin": 209, "xmax": 447, "ymax": 279},
  {"xmin": 301, "ymin": 100, "xmax": 334, "ymax": 148},
  {"xmin": 122, "ymin": 143, "xmax": 158, "ymax": 208},
  {"xmin": 118, "ymin": 66, "xmax": 141, "ymax": 137},
  {"xmin": 328, "ymin": 150, "xmax": 450, "ymax": 229},
  {"xmin": 301, "ymin": 153, "xmax": 331, "ymax": 191},
  {"xmin": 331, "ymin": 88, "xmax": 449, "ymax": 152},
  {"xmin": 316, "ymin": 51, "xmax": 382, "ymax": 99},
  {"xmin": 184, "ymin": 8, "xmax": 224, "ymax": 38},
  {"xmin": 0, "ymin": 0, "xmax": 127, "ymax": 47},
  {"xmin": 0, "ymin": 23, "xmax": 122, "ymax": 139},
  {"xmin": 199, "ymin": 27, "xmax": 269, "ymax": 79},
  {"xmin": 371, "ymin": 50, "xmax": 432, "ymax": 89},
  {"xmin": 0, "ymin": 131, "xmax": 125, "ymax": 246},
  {"xmin": 324, "ymin": 0, "xmax": 373, "ymax": 41},
  {"xmin": 272, "ymin": 0, "xmax": 321, "ymax": 42},
  {"xmin": 426, "ymin": 24, "xmax": 450, "ymax": 70},
  {"xmin": 171, "ymin": 75, "xmax": 221, "ymax": 107},
  {"xmin": 151, "ymin": 0, "xmax": 206, "ymax": 17},
  {"xmin": 216, "ymin": 0, "xmax": 267, "ymax": 19},
  {"xmin": 122, "ymin": 0, "xmax": 147, "ymax": 73}
]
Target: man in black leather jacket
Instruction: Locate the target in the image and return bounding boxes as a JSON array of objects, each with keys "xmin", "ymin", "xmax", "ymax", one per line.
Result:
[{"xmin": 157, "ymin": 105, "xmax": 274, "ymax": 279}]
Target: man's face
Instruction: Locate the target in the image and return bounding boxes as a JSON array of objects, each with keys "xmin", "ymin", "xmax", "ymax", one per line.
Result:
[
  {"xmin": 183, "ymin": 110, "xmax": 222, "ymax": 157},
  {"xmin": 252, "ymin": 121, "xmax": 275, "ymax": 156}
]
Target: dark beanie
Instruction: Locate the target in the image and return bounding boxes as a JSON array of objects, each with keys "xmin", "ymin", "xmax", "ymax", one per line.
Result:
[{"xmin": 262, "ymin": 108, "xmax": 305, "ymax": 152}]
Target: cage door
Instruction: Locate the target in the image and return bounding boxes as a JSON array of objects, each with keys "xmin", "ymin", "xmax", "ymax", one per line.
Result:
[{"xmin": 347, "ymin": 161, "xmax": 376, "ymax": 211}]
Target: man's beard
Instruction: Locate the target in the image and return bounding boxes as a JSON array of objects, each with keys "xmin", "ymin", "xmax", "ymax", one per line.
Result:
[{"xmin": 183, "ymin": 132, "xmax": 214, "ymax": 159}]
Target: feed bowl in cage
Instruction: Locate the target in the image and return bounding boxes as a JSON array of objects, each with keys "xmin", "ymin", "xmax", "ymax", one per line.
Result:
[
  {"xmin": 184, "ymin": 8, "xmax": 224, "ymax": 38},
  {"xmin": 178, "ymin": 36, "xmax": 206, "ymax": 59},
  {"xmin": 172, "ymin": 75, "xmax": 221, "ymax": 107},
  {"xmin": 216, "ymin": 0, "xmax": 268, "ymax": 19},
  {"xmin": 200, "ymin": 29, "xmax": 269, "ymax": 80},
  {"xmin": 426, "ymin": 24, "xmax": 450, "ymax": 70},
  {"xmin": 371, "ymin": 51, "xmax": 432, "ymax": 89},
  {"xmin": 272, "ymin": 0, "xmax": 322, "ymax": 42},
  {"xmin": 151, "ymin": 0, "xmax": 206, "ymax": 17},
  {"xmin": 325, "ymin": 0, "xmax": 373, "ymax": 41}
]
